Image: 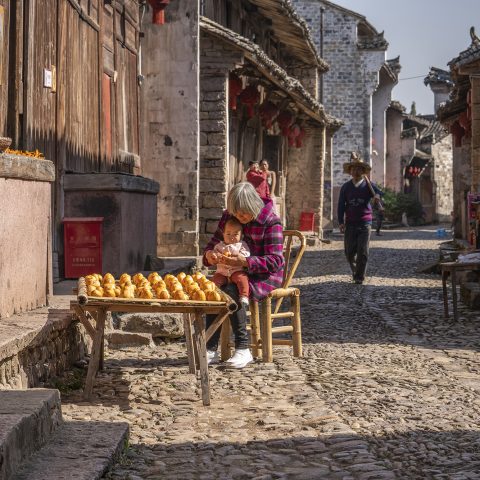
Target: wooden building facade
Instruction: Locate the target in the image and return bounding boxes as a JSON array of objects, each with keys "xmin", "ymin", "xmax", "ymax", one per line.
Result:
[{"xmin": 1, "ymin": 0, "xmax": 157, "ymax": 277}]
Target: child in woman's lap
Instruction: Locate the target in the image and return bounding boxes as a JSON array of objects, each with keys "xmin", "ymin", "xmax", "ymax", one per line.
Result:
[{"xmin": 210, "ymin": 217, "xmax": 250, "ymax": 308}]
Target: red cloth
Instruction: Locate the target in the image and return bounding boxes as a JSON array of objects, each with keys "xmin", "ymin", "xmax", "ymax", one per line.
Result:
[{"xmin": 246, "ymin": 170, "xmax": 270, "ymax": 199}]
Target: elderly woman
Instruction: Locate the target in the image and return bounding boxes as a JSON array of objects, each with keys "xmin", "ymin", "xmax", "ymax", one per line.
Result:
[{"xmin": 204, "ymin": 182, "xmax": 284, "ymax": 369}]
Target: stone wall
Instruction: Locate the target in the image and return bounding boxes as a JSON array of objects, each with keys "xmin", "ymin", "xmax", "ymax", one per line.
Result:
[
  {"xmin": 385, "ymin": 108, "xmax": 404, "ymax": 192},
  {"xmin": 0, "ymin": 154, "xmax": 54, "ymax": 318},
  {"xmin": 452, "ymin": 140, "xmax": 472, "ymax": 238},
  {"xmin": 372, "ymin": 69, "xmax": 395, "ymax": 186},
  {"xmin": 140, "ymin": 0, "xmax": 200, "ymax": 257},
  {"xmin": 0, "ymin": 309, "xmax": 88, "ymax": 389},
  {"xmin": 199, "ymin": 32, "xmax": 242, "ymax": 248},
  {"xmin": 286, "ymin": 125, "xmax": 325, "ymax": 233},
  {"xmin": 432, "ymin": 135, "xmax": 453, "ymax": 222},
  {"xmin": 293, "ymin": 0, "xmax": 386, "ymax": 213}
]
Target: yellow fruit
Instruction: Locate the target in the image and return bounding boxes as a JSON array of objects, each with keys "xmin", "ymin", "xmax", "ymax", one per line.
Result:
[
  {"xmin": 177, "ymin": 272, "xmax": 186, "ymax": 282},
  {"xmin": 104, "ymin": 287, "xmax": 116, "ymax": 298},
  {"xmin": 103, "ymin": 273, "xmax": 115, "ymax": 284},
  {"xmin": 91, "ymin": 287, "xmax": 104, "ymax": 297},
  {"xmin": 206, "ymin": 290, "xmax": 222, "ymax": 301},
  {"xmin": 182, "ymin": 275, "xmax": 194, "ymax": 285},
  {"xmin": 119, "ymin": 273, "xmax": 131, "ymax": 283},
  {"xmin": 132, "ymin": 273, "xmax": 145, "ymax": 285},
  {"xmin": 169, "ymin": 283, "xmax": 183, "ymax": 294},
  {"xmin": 173, "ymin": 290, "xmax": 189, "ymax": 300},
  {"xmin": 152, "ymin": 280, "xmax": 166, "ymax": 290},
  {"xmin": 201, "ymin": 281, "xmax": 216, "ymax": 292},
  {"xmin": 192, "ymin": 272, "xmax": 204, "ymax": 282},
  {"xmin": 186, "ymin": 283, "xmax": 200, "ymax": 295},
  {"xmin": 156, "ymin": 289, "xmax": 171, "ymax": 299},
  {"xmin": 148, "ymin": 272, "xmax": 161, "ymax": 283},
  {"xmin": 192, "ymin": 289, "xmax": 206, "ymax": 301},
  {"xmin": 122, "ymin": 286, "xmax": 135, "ymax": 299}
]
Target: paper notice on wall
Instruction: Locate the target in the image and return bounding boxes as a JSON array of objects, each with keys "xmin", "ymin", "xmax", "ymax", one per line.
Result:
[{"xmin": 44, "ymin": 69, "xmax": 52, "ymax": 88}]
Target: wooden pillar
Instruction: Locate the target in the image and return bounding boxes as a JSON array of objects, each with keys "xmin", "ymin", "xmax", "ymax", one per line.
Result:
[{"xmin": 471, "ymin": 76, "xmax": 480, "ymax": 192}]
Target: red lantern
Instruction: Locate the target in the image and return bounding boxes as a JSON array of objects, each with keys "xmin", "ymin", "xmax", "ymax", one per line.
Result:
[
  {"xmin": 147, "ymin": 0, "xmax": 170, "ymax": 25},
  {"xmin": 238, "ymin": 85, "xmax": 260, "ymax": 118},
  {"xmin": 259, "ymin": 101, "xmax": 279, "ymax": 128},
  {"xmin": 229, "ymin": 73, "xmax": 243, "ymax": 111},
  {"xmin": 287, "ymin": 124, "xmax": 301, "ymax": 147},
  {"xmin": 277, "ymin": 110, "xmax": 294, "ymax": 136},
  {"xmin": 296, "ymin": 127, "xmax": 306, "ymax": 148},
  {"xmin": 408, "ymin": 166, "xmax": 414, "ymax": 174}
]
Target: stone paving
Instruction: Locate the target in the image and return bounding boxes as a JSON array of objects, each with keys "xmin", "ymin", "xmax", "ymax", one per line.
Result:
[{"xmin": 60, "ymin": 226, "xmax": 480, "ymax": 480}]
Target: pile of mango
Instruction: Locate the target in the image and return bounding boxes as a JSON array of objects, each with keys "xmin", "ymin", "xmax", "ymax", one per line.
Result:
[{"xmin": 84, "ymin": 272, "xmax": 221, "ymax": 301}]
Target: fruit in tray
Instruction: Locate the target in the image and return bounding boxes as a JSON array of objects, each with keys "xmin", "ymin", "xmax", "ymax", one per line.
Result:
[{"xmin": 84, "ymin": 271, "xmax": 222, "ymax": 301}]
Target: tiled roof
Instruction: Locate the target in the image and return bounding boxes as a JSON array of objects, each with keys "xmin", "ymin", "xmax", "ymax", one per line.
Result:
[
  {"xmin": 448, "ymin": 28, "xmax": 480, "ymax": 67},
  {"xmin": 200, "ymin": 17, "xmax": 343, "ymax": 129},
  {"xmin": 248, "ymin": 0, "xmax": 329, "ymax": 69},
  {"xmin": 401, "ymin": 127, "xmax": 419, "ymax": 139},
  {"xmin": 357, "ymin": 31, "xmax": 388, "ymax": 50},
  {"xmin": 386, "ymin": 56, "xmax": 401, "ymax": 76},
  {"xmin": 388, "ymin": 100, "xmax": 406, "ymax": 113},
  {"xmin": 418, "ymin": 121, "xmax": 450, "ymax": 144},
  {"xmin": 424, "ymin": 67, "xmax": 453, "ymax": 87}
]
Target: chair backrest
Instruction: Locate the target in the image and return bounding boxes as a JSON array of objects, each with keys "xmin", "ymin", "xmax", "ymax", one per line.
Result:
[
  {"xmin": 272, "ymin": 230, "xmax": 306, "ymax": 314},
  {"xmin": 281, "ymin": 230, "xmax": 307, "ymax": 289}
]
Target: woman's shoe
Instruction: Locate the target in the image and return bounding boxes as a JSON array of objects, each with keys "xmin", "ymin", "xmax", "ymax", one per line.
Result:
[
  {"xmin": 207, "ymin": 350, "xmax": 220, "ymax": 365},
  {"xmin": 226, "ymin": 349, "xmax": 253, "ymax": 369}
]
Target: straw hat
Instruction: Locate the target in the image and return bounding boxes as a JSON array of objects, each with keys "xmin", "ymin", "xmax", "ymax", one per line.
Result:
[{"xmin": 343, "ymin": 152, "xmax": 372, "ymax": 174}]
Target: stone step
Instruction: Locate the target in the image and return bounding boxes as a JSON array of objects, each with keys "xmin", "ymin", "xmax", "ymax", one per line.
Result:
[
  {"xmin": 0, "ymin": 389, "xmax": 62, "ymax": 480},
  {"xmin": 11, "ymin": 420, "xmax": 129, "ymax": 480}
]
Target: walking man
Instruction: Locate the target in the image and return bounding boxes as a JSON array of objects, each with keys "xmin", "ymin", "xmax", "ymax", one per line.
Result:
[{"xmin": 338, "ymin": 153, "xmax": 383, "ymax": 284}]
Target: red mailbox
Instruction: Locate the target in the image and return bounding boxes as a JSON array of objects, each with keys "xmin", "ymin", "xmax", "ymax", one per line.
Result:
[{"xmin": 63, "ymin": 217, "xmax": 104, "ymax": 278}]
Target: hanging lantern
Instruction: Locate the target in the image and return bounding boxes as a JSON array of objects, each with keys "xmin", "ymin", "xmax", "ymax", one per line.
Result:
[
  {"xmin": 277, "ymin": 110, "xmax": 294, "ymax": 136},
  {"xmin": 229, "ymin": 73, "xmax": 243, "ymax": 111},
  {"xmin": 296, "ymin": 127, "xmax": 307, "ymax": 148},
  {"xmin": 238, "ymin": 85, "xmax": 260, "ymax": 118},
  {"xmin": 408, "ymin": 166, "xmax": 414, "ymax": 174},
  {"xmin": 287, "ymin": 124, "xmax": 301, "ymax": 147},
  {"xmin": 147, "ymin": 0, "xmax": 170, "ymax": 25},
  {"xmin": 259, "ymin": 100, "xmax": 279, "ymax": 129}
]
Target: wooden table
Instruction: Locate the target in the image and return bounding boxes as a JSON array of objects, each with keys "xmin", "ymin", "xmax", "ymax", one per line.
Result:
[
  {"xmin": 71, "ymin": 279, "xmax": 236, "ymax": 406},
  {"xmin": 440, "ymin": 261, "xmax": 480, "ymax": 322}
]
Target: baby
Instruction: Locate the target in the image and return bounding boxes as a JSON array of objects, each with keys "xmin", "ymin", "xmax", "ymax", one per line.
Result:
[{"xmin": 211, "ymin": 217, "xmax": 250, "ymax": 308}]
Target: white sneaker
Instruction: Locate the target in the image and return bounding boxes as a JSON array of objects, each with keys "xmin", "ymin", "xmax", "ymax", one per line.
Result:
[
  {"xmin": 239, "ymin": 296, "xmax": 250, "ymax": 309},
  {"xmin": 207, "ymin": 350, "xmax": 220, "ymax": 365},
  {"xmin": 226, "ymin": 348, "xmax": 253, "ymax": 369}
]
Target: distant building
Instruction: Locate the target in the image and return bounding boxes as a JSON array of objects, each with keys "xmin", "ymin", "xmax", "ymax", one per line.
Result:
[
  {"xmin": 292, "ymin": 0, "xmax": 399, "ymax": 227},
  {"xmin": 438, "ymin": 28, "xmax": 480, "ymax": 242},
  {"xmin": 386, "ymin": 82, "xmax": 453, "ymax": 224}
]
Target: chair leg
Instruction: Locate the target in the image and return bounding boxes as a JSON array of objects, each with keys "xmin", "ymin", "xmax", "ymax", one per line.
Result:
[
  {"xmin": 250, "ymin": 300, "xmax": 261, "ymax": 358},
  {"xmin": 260, "ymin": 297, "xmax": 272, "ymax": 362},
  {"xmin": 292, "ymin": 293, "xmax": 302, "ymax": 357}
]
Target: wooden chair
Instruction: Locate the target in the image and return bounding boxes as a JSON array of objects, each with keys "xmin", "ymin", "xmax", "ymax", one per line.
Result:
[{"xmin": 221, "ymin": 230, "xmax": 307, "ymax": 363}]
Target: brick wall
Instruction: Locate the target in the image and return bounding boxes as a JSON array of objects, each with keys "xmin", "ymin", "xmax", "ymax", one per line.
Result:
[{"xmin": 293, "ymin": 1, "xmax": 387, "ymax": 216}]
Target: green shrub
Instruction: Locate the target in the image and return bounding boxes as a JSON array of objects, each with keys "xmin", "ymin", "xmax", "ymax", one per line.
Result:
[{"xmin": 381, "ymin": 187, "xmax": 424, "ymax": 224}]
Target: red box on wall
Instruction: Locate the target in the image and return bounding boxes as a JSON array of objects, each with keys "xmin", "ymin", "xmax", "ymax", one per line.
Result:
[
  {"xmin": 63, "ymin": 217, "xmax": 104, "ymax": 278},
  {"xmin": 299, "ymin": 212, "xmax": 315, "ymax": 231}
]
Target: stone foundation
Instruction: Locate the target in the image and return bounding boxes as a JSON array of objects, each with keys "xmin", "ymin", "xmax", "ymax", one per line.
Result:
[{"xmin": 0, "ymin": 301, "xmax": 89, "ymax": 389}]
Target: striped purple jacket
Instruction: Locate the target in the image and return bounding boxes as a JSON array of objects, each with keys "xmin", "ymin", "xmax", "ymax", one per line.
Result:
[{"xmin": 203, "ymin": 199, "xmax": 284, "ymax": 301}]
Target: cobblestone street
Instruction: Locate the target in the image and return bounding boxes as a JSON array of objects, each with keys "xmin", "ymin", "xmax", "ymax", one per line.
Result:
[{"xmin": 62, "ymin": 226, "xmax": 480, "ymax": 480}]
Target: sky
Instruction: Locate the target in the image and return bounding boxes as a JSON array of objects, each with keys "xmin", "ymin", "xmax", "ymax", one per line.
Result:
[{"xmin": 331, "ymin": 0, "xmax": 480, "ymax": 115}]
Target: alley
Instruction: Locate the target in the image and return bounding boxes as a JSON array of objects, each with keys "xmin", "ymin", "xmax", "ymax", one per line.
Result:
[{"xmin": 61, "ymin": 226, "xmax": 480, "ymax": 480}]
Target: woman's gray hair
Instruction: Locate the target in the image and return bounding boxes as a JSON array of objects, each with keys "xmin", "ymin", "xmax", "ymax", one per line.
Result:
[{"xmin": 227, "ymin": 182, "xmax": 264, "ymax": 219}]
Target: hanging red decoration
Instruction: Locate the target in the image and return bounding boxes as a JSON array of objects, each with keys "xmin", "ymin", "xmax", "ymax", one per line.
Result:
[
  {"xmin": 408, "ymin": 166, "xmax": 414, "ymax": 174},
  {"xmin": 277, "ymin": 110, "xmax": 294, "ymax": 136},
  {"xmin": 238, "ymin": 85, "xmax": 260, "ymax": 118},
  {"xmin": 259, "ymin": 100, "xmax": 279, "ymax": 129},
  {"xmin": 147, "ymin": 0, "xmax": 170, "ymax": 25},
  {"xmin": 229, "ymin": 73, "xmax": 243, "ymax": 110},
  {"xmin": 459, "ymin": 111, "xmax": 471, "ymax": 138},
  {"xmin": 296, "ymin": 127, "xmax": 307, "ymax": 148},
  {"xmin": 287, "ymin": 124, "xmax": 301, "ymax": 147}
]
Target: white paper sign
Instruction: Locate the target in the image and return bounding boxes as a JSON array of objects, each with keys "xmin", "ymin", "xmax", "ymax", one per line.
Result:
[{"xmin": 44, "ymin": 69, "xmax": 52, "ymax": 88}]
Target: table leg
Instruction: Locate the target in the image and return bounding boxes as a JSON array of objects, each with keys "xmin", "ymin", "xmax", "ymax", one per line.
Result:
[
  {"xmin": 451, "ymin": 269, "xmax": 458, "ymax": 322},
  {"xmin": 184, "ymin": 313, "xmax": 197, "ymax": 374},
  {"xmin": 193, "ymin": 312, "xmax": 210, "ymax": 406},
  {"xmin": 442, "ymin": 270, "xmax": 449, "ymax": 318},
  {"xmin": 84, "ymin": 308, "xmax": 106, "ymax": 399}
]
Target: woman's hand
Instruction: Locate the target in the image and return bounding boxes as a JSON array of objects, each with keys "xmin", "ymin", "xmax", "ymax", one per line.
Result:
[
  {"xmin": 205, "ymin": 250, "xmax": 219, "ymax": 265},
  {"xmin": 217, "ymin": 253, "xmax": 248, "ymax": 268}
]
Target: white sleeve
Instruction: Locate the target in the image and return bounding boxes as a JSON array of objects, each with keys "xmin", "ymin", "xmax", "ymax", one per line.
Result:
[{"xmin": 239, "ymin": 241, "xmax": 251, "ymax": 257}]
